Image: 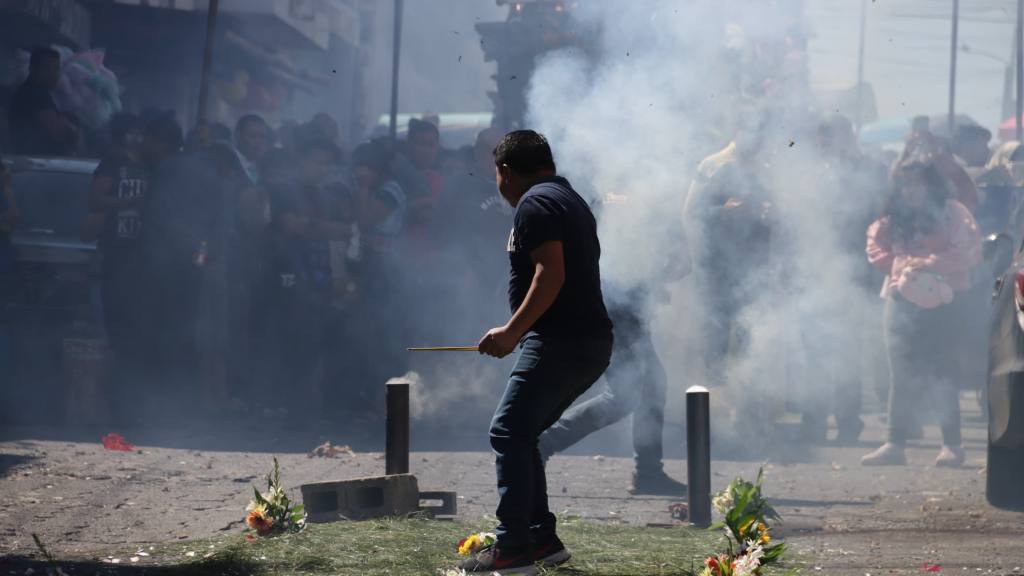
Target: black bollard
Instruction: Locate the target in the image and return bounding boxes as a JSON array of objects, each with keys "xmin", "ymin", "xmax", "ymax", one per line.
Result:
[
  {"xmin": 687, "ymin": 385, "xmax": 711, "ymax": 527},
  {"xmin": 385, "ymin": 380, "xmax": 410, "ymax": 475}
]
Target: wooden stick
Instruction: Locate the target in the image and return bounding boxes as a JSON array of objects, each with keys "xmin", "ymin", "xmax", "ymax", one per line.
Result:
[{"xmin": 407, "ymin": 346, "xmax": 479, "ymax": 352}]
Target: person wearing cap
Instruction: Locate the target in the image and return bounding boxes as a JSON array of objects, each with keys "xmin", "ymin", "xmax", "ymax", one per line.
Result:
[{"xmin": 952, "ymin": 123, "xmax": 993, "ymax": 169}]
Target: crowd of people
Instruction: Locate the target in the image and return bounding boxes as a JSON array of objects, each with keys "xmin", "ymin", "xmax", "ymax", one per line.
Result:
[
  {"xmin": 5, "ymin": 47, "xmax": 1024, "ymax": 470},
  {"xmin": 2, "ymin": 49, "xmax": 513, "ymax": 427},
  {"xmin": 686, "ymin": 108, "xmax": 1023, "ymax": 467},
  {"xmin": 0, "ymin": 49, "xmax": 514, "ymax": 430},
  {"xmin": 65, "ymin": 108, "xmax": 516, "ymax": 426}
]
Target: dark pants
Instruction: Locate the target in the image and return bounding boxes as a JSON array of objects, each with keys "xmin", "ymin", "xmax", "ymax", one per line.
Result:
[
  {"xmin": 272, "ymin": 290, "xmax": 328, "ymax": 420},
  {"xmin": 490, "ymin": 334, "xmax": 612, "ymax": 551},
  {"xmin": 797, "ymin": 316, "xmax": 864, "ymax": 437},
  {"xmin": 884, "ymin": 295, "xmax": 962, "ymax": 446},
  {"xmin": 538, "ymin": 314, "xmax": 667, "ymax": 474},
  {"xmin": 101, "ymin": 257, "xmax": 151, "ymax": 421}
]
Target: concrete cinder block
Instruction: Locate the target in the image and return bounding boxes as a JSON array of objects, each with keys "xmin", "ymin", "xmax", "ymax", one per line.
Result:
[
  {"xmin": 301, "ymin": 474, "xmax": 420, "ymax": 523},
  {"xmin": 418, "ymin": 491, "xmax": 458, "ymax": 518}
]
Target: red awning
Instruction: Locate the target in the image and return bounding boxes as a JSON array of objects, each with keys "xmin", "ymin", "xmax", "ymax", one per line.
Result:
[{"xmin": 1000, "ymin": 115, "xmax": 1024, "ymax": 142}]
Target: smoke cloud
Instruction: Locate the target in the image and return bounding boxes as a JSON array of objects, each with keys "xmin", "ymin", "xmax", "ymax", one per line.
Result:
[{"xmin": 525, "ymin": 0, "xmax": 882, "ymax": 453}]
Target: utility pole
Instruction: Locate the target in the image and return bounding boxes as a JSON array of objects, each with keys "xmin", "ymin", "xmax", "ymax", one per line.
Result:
[
  {"xmin": 948, "ymin": 0, "xmax": 960, "ymax": 139},
  {"xmin": 197, "ymin": 0, "xmax": 221, "ymax": 124},
  {"xmin": 1017, "ymin": 0, "xmax": 1023, "ymax": 142},
  {"xmin": 855, "ymin": 0, "xmax": 868, "ymax": 133},
  {"xmin": 389, "ymin": 0, "xmax": 405, "ymax": 144}
]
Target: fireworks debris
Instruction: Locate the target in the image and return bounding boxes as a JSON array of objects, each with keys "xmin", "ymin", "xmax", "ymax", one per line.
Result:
[
  {"xmin": 101, "ymin": 433, "xmax": 135, "ymax": 452},
  {"xmin": 668, "ymin": 502, "xmax": 689, "ymax": 521},
  {"xmin": 308, "ymin": 442, "xmax": 355, "ymax": 459}
]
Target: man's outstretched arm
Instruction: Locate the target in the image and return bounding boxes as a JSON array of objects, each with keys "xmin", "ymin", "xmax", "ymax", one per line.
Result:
[{"xmin": 479, "ymin": 240, "xmax": 565, "ymax": 358}]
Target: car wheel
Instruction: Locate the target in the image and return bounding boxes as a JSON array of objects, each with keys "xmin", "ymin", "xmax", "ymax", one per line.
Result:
[{"xmin": 986, "ymin": 440, "xmax": 1024, "ymax": 511}]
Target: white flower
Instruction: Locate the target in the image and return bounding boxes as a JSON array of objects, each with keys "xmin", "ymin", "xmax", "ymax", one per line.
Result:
[
  {"xmin": 712, "ymin": 490, "xmax": 734, "ymax": 514},
  {"xmin": 732, "ymin": 542, "xmax": 765, "ymax": 576}
]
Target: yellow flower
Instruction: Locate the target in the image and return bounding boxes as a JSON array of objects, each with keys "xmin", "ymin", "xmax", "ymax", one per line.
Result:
[
  {"xmin": 757, "ymin": 522, "xmax": 771, "ymax": 544},
  {"xmin": 245, "ymin": 503, "xmax": 275, "ymax": 535},
  {"xmin": 740, "ymin": 518, "xmax": 756, "ymax": 537},
  {"xmin": 458, "ymin": 534, "xmax": 481, "ymax": 556}
]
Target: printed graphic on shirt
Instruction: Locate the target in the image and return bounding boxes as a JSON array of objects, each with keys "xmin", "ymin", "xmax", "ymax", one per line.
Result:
[
  {"xmin": 482, "ymin": 194, "xmax": 515, "ymax": 217},
  {"xmin": 115, "ymin": 165, "xmax": 147, "ymax": 239}
]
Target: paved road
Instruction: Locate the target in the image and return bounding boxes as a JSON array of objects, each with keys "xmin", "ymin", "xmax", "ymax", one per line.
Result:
[{"xmin": 1, "ymin": 395, "xmax": 1022, "ymax": 574}]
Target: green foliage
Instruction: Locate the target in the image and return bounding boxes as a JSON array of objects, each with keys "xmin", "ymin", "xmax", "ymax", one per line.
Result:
[
  {"xmin": 246, "ymin": 457, "xmax": 306, "ymax": 537},
  {"xmin": 703, "ymin": 469, "xmax": 789, "ymax": 575}
]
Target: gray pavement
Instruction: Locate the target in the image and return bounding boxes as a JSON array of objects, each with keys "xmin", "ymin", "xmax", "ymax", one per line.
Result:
[{"xmin": 1, "ymin": 394, "xmax": 1022, "ymax": 574}]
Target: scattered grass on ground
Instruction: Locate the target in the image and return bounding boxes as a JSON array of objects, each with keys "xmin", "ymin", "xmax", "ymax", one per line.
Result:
[{"xmin": 6, "ymin": 517, "xmax": 801, "ymax": 575}]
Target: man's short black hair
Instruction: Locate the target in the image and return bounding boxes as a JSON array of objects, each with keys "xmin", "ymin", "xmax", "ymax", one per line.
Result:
[
  {"xmin": 235, "ymin": 114, "xmax": 267, "ymax": 135},
  {"xmin": 29, "ymin": 47, "xmax": 60, "ymax": 70},
  {"xmin": 493, "ymin": 130, "xmax": 556, "ymax": 174},
  {"xmin": 954, "ymin": 123, "xmax": 992, "ymax": 142},
  {"xmin": 144, "ymin": 112, "xmax": 184, "ymax": 151},
  {"xmin": 108, "ymin": 113, "xmax": 140, "ymax": 146},
  {"xmin": 408, "ymin": 117, "xmax": 439, "ymax": 141},
  {"xmin": 352, "ymin": 138, "xmax": 393, "ymax": 175}
]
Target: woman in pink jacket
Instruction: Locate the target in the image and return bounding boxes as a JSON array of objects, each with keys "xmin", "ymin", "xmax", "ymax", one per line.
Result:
[{"xmin": 861, "ymin": 159, "xmax": 980, "ymax": 467}]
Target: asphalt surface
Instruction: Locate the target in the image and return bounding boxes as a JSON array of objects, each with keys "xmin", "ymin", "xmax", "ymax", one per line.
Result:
[{"xmin": 1, "ymin": 394, "xmax": 1023, "ymax": 575}]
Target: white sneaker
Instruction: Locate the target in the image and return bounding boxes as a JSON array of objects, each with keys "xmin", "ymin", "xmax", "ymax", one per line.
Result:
[
  {"xmin": 861, "ymin": 443, "xmax": 907, "ymax": 466},
  {"xmin": 934, "ymin": 445, "xmax": 964, "ymax": 468}
]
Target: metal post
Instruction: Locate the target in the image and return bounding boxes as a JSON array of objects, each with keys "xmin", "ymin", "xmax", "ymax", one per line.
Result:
[
  {"xmin": 197, "ymin": 0, "xmax": 220, "ymax": 124},
  {"xmin": 385, "ymin": 380, "xmax": 410, "ymax": 475},
  {"xmin": 686, "ymin": 386, "xmax": 711, "ymax": 528},
  {"xmin": 855, "ymin": 0, "xmax": 868, "ymax": 133},
  {"xmin": 948, "ymin": 0, "xmax": 960, "ymax": 139},
  {"xmin": 1017, "ymin": 0, "xmax": 1023, "ymax": 142},
  {"xmin": 388, "ymin": 0, "xmax": 405, "ymax": 144}
]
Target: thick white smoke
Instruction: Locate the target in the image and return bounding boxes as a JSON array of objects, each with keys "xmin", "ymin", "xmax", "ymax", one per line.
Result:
[{"xmin": 526, "ymin": 0, "xmax": 882, "ymax": 452}]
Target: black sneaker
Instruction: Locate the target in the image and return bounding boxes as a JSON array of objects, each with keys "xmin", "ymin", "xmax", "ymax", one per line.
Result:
[
  {"xmin": 798, "ymin": 413, "xmax": 828, "ymax": 444},
  {"xmin": 835, "ymin": 417, "xmax": 865, "ymax": 446},
  {"xmin": 532, "ymin": 535, "xmax": 571, "ymax": 567},
  {"xmin": 628, "ymin": 470, "xmax": 687, "ymax": 496},
  {"xmin": 457, "ymin": 544, "xmax": 537, "ymax": 575}
]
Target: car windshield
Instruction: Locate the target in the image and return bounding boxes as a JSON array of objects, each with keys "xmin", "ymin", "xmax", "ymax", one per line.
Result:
[{"xmin": 11, "ymin": 170, "xmax": 92, "ymax": 239}]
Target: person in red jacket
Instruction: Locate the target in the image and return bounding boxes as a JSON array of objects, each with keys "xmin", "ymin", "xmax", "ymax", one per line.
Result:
[{"xmin": 861, "ymin": 158, "xmax": 980, "ymax": 468}]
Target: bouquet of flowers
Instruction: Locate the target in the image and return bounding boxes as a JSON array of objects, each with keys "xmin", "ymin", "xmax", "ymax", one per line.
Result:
[
  {"xmin": 700, "ymin": 469, "xmax": 787, "ymax": 576},
  {"xmin": 244, "ymin": 457, "xmax": 306, "ymax": 537},
  {"xmin": 456, "ymin": 532, "xmax": 496, "ymax": 557}
]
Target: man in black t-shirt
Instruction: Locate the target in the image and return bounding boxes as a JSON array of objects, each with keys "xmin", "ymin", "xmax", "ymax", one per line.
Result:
[
  {"xmin": 8, "ymin": 47, "xmax": 78, "ymax": 156},
  {"xmin": 459, "ymin": 131, "xmax": 612, "ymax": 574}
]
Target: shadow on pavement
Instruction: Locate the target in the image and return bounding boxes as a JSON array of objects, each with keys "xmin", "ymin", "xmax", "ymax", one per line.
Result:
[
  {"xmin": 0, "ymin": 556, "xmax": 259, "ymax": 576},
  {"xmin": 769, "ymin": 497, "xmax": 875, "ymax": 508},
  {"xmin": 0, "ymin": 453, "xmax": 36, "ymax": 477}
]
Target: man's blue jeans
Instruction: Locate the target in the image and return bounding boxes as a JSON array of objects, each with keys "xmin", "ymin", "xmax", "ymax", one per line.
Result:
[
  {"xmin": 538, "ymin": 312, "xmax": 667, "ymax": 474},
  {"xmin": 490, "ymin": 333, "xmax": 612, "ymax": 551}
]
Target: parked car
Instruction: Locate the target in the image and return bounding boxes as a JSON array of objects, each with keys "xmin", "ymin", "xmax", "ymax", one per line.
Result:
[
  {"xmin": 1, "ymin": 155, "xmax": 102, "ymax": 424},
  {"xmin": 986, "ymin": 232, "xmax": 1024, "ymax": 510}
]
